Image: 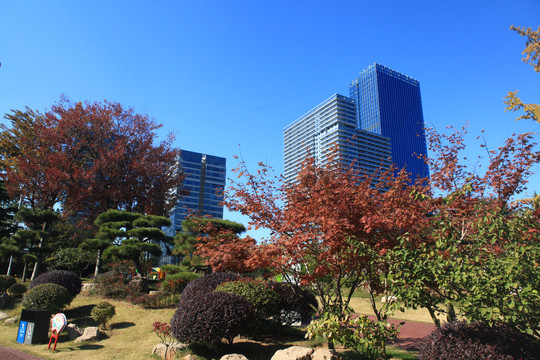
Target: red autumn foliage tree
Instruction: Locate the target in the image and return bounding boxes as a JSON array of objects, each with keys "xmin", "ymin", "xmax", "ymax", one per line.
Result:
[
  {"xmin": 1, "ymin": 97, "xmax": 182, "ymax": 225},
  {"xmin": 178, "ymin": 216, "xmax": 256, "ymax": 273},
  {"xmin": 226, "ymin": 154, "xmax": 431, "ymax": 318}
]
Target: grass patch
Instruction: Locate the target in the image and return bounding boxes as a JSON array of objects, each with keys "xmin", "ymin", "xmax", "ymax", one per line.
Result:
[{"xmin": 0, "ymin": 294, "xmax": 421, "ymax": 359}]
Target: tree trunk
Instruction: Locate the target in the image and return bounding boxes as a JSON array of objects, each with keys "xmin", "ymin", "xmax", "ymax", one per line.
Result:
[
  {"xmin": 94, "ymin": 249, "xmax": 102, "ymax": 278},
  {"xmin": 446, "ymin": 303, "xmax": 457, "ymax": 323},
  {"xmin": 30, "ymin": 222, "xmax": 47, "ymax": 281},
  {"xmin": 22, "ymin": 263, "xmax": 27, "ymax": 282},
  {"xmin": 6, "ymin": 255, "xmax": 12, "ymax": 275},
  {"xmin": 427, "ymin": 306, "xmax": 441, "ymax": 327}
]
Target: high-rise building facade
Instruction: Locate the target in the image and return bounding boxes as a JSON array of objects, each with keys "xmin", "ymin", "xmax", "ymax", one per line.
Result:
[
  {"xmin": 349, "ymin": 63, "xmax": 429, "ymax": 180},
  {"xmin": 160, "ymin": 150, "xmax": 226, "ymax": 265},
  {"xmin": 169, "ymin": 150, "xmax": 226, "ymax": 233},
  {"xmin": 284, "ymin": 63, "xmax": 428, "ymax": 183},
  {"xmin": 284, "ymin": 94, "xmax": 392, "ymax": 184}
]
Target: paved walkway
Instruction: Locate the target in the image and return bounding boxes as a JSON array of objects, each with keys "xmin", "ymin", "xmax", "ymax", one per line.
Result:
[
  {"xmin": 0, "ymin": 346, "xmax": 43, "ymax": 360},
  {"xmin": 387, "ymin": 318, "xmax": 436, "ymax": 351}
]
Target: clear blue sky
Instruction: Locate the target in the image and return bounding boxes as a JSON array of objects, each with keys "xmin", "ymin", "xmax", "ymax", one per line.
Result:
[{"xmin": 1, "ymin": 1, "xmax": 539, "ymax": 239}]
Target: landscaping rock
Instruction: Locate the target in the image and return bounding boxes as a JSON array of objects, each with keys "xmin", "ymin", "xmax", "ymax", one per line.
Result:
[
  {"xmin": 220, "ymin": 354, "xmax": 249, "ymax": 360},
  {"xmin": 181, "ymin": 355, "xmax": 198, "ymax": 360},
  {"xmin": 152, "ymin": 342, "xmax": 188, "ymax": 360},
  {"xmin": 312, "ymin": 348, "xmax": 340, "ymax": 360},
  {"xmin": 66, "ymin": 323, "xmax": 83, "ymax": 340},
  {"xmin": 3, "ymin": 316, "xmax": 17, "ymax": 325},
  {"xmin": 271, "ymin": 346, "xmax": 314, "ymax": 360},
  {"xmin": 81, "ymin": 283, "xmax": 96, "ymax": 295},
  {"xmin": 0, "ymin": 311, "xmax": 9, "ymax": 321},
  {"xmin": 74, "ymin": 326, "xmax": 101, "ymax": 342}
]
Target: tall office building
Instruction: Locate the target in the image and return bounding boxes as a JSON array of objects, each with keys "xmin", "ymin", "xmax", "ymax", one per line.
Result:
[
  {"xmin": 284, "ymin": 63, "xmax": 428, "ymax": 183},
  {"xmin": 349, "ymin": 63, "xmax": 429, "ymax": 180},
  {"xmin": 169, "ymin": 150, "xmax": 226, "ymax": 233},
  {"xmin": 284, "ymin": 94, "xmax": 392, "ymax": 184}
]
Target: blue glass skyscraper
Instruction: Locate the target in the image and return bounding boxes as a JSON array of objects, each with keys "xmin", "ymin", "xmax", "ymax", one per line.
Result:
[
  {"xmin": 349, "ymin": 63, "xmax": 429, "ymax": 180},
  {"xmin": 160, "ymin": 150, "xmax": 226, "ymax": 265},
  {"xmin": 284, "ymin": 94, "xmax": 392, "ymax": 184},
  {"xmin": 284, "ymin": 63, "xmax": 429, "ymax": 184},
  {"xmin": 171, "ymin": 150, "xmax": 226, "ymax": 230}
]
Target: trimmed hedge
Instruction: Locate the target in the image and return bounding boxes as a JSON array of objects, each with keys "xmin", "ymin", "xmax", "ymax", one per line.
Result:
[
  {"xmin": 91, "ymin": 301, "xmax": 116, "ymax": 329},
  {"xmin": 170, "ymin": 291, "xmax": 255, "ymax": 344},
  {"xmin": 7, "ymin": 283, "xmax": 27, "ymax": 297},
  {"xmin": 0, "ymin": 275, "xmax": 16, "ymax": 294},
  {"xmin": 29, "ymin": 270, "xmax": 82, "ymax": 297},
  {"xmin": 180, "ymin": 272, "xmax": 239, "ymax": 303},
  {"xmin": 419, "ymin": 321, "xmax": 540, "ymax": 360},
  {"xmin": 22, "ymin": 283, "xmax": 72, "ymax": 312},
  {"xmin": 216, "ymin": 279, "xmax": 280, "ymax": 319}
]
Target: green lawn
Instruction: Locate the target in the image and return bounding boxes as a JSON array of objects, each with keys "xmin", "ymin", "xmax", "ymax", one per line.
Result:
[{"xmin": 0, "ymin": 294, "xmax": 420, "ymax": 359}]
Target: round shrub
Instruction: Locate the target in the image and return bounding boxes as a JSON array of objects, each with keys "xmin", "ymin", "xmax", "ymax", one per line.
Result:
[
  {"xmin": 160, "ymin": 272, "xmax": 200, "ymax": 294},
  {"xmin": 269, "ymin": 282, "xmax": 318, "ymax": 325},
  {"xmin": 91, "ymin": 301, "xmax": 116, "ymax": 329},
  {"xmin": 0, "ymin": 275, "xmax": 16, "ymax": 294},
  {"xmin": 216, "ymin": 279, "xmax": 280, "ymax": 319},
  {"xmin": 22, "ymin": 283, "xmax": 72, "ymax": 312},
  {"xmin": 171, "ymin": 291, "xmax": 255, "ymax": 344},
  {"xmin": 180, "ymin": 272, "xmax": 239, "ymax": 303},
  {"xmin": 29, "ymin": 270, "xmax": 82, "ymax": 297},
  {"xmin": 419, "ymin": 321, "xmax": 540, "ymax": 360},
  {"xmin": 7, "ymin": 283, "xmax": 27, "ymax": 297}
]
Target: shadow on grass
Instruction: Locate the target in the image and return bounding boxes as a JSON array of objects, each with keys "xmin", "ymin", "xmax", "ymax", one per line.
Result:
[
  {"xmin": 110, "ymin": 321, "xmax": 135, "ymax": 329},
  {"xmin": 64, "ymin": 304, "xmax": 98, "ymax": 328},
  {"xmin": 78, "ymin": 344, "xmax": 104, "ymax": 350},
  {"xmin": 187, "ymin": 341, "xmax": 287, "ymax": 360}
]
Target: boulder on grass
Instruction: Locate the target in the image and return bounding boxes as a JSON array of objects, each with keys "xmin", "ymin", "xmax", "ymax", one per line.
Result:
[
  {"xmin": 312, "ymin": 348, "xmax": 341, "ymax": 360},
  {"xmin": 74, "ymin": 327, "xmax": 101, "ymax": 343},
  {"xmin": 220, "ymin": 354, "xmax": 249, "ymax": 360},
  {"xmin": 271, "ymin": 346, "xmax": 314, "ymax": 360},
  {"xmin": 152, "ymin": 342, "xmax": 188, "ymax": 360},
  {"xmin": 66, "ymin": 323, "xmax": 83, "ymax": 340},
  {"xmin": 3, "ymin": 316, "xmax": 17, "ymax": 325}
]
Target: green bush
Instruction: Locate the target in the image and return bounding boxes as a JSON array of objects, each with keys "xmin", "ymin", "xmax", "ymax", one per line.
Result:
[
  {"xmin": 160, "ymin": 272, "xmax": 200, "ymax": 293},
  {"xmin": 7, "ymin": 283, "xmax": 27, "ymax": 297},
  {"xmin": 91, "ymin": 301, "xmax": 116, "ymax": 329},
  {"xmin": 22, "ymin": 283, "xmax": 72, "ymax": 312},
  {"xmin": 130, "ymin": 292, "xmax": 181, "ymax": 309},
  {"xmin": 160, "ymin": 264, "xmax": 186, "ymax": 276},
  {"xmin": 216, "ymin": 279, "xmax": 280, "ymax": 320},
  {"xmin": 29, "ymin": 270, "xmax": 82, "ymax": 297},
  {"xmin": 0, "ymin": 275, "xmax": 16, "ymax": 294},
  {"xmin": 94, "ymin": 271, "xmax": 143, "ymax": 300}
]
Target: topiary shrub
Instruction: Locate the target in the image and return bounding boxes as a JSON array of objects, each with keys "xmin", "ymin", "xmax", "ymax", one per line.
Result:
[
  {"xmin": 29, "ymin": 270, "xmax": 82, "ymax": 297},
  {"xmin": 180, "ymin": 272, "xmax": 239, "ymax": 303},
  {"xmin": 7, "ymin": 283, "xmax": 27, "ymax": 297},
  {"xmin": 160, "ymin": 272, "xmax": 200, "ymax": 294},
  {"xmin": 0, "ymin": 275, "xmax": 16, "ymax": 294},
  {"xmin": 170, "ymin": 291, "xmax": 255, "ymax": 344},
  {"xmin": 216, "ymin": 279, "xmax": 280, "ymax": 320},
  {"xmin": 419, "ymin": 321, "xmax": 540, "ymax": 360},
  {"xmin": 91, "ymin": 301, "xmax": 116, "ymax": 329},
  {"xmin": 22, "ymin": 283, "xmax": 72, "ymax": 312},
  {"xmin": 268, "ymin": 282, "xmax": 318, "ymax": 325}
]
